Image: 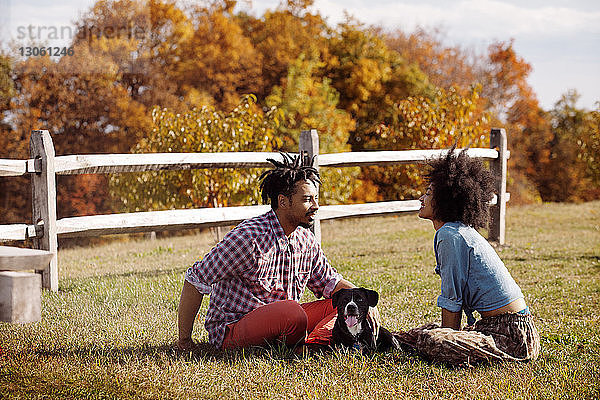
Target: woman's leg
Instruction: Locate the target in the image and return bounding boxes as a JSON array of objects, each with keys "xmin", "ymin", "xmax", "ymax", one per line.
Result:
[
  {"xmin": 471, "ymin": 313, "xmax": 540, "ymax": 361},
  {"xmin": 395, "ymin": 314, "xmax": 540, "ymax": 365},
  {"xmin": 222, "ymin": 300, "xmax": 308, "ymax": 349},
  {"xmin": 395, "ymin": 323, "xmax": 518, "ymax": 365}
]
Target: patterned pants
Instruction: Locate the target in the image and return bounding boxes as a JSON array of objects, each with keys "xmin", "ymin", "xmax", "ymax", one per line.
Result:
[{"xmin": 394, "ymin": 313, "xmax": 540, "ymax": 366}]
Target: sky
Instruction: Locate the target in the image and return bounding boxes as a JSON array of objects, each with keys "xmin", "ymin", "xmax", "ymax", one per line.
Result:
[{"xmin": 1, "ymin": 0, "xmax": 599, "ymax": 111}]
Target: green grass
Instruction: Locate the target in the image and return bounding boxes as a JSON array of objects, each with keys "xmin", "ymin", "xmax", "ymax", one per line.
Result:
[{"xmin": 1, "ymin": 201, "xmax": 599, "ymax": 399}]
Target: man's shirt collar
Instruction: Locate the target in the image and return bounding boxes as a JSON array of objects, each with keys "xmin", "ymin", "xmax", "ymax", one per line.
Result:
[{"xmin": 267, "ymin": 209, "xmax": 301, "ymax": 249}]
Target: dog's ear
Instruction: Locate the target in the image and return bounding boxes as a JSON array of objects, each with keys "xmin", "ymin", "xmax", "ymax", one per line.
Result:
[
  {"xmin": 360, "ymin": 288, "xmax": 379, "ymax": 307},
  {"xmin": 331, "ymin": 289, "xmax": 345, "ymax": 309}
]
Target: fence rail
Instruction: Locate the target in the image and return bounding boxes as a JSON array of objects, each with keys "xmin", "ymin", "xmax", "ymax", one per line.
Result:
[
  {"xmin": 319, "ymin": 148, "xmax": 504, "ymax": 167},
  {"xmin": 0, "ymin": 224, "xmax": 33, "ymax": 241},
  {"xmin": 0, "ymin": 159, "xmax": 28, "ymax": 177},
  {"xmin": 52, "ymin": 152, "xmax": 283, "ymax": 175},
  {"xmin": 6, "ymin": 148, "xmax": 506, "ymax": 176},
  {"xmin": 0, "ymin": 200, "xmax": 443, "ymax": 240},
  {"xmin": 0, "ymin": 128, "xmax": 509, "ymax": 291}
]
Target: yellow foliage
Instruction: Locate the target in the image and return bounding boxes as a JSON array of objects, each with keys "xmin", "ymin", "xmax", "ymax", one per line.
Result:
[
  {"xmin": 266, "ymin": 53, "xmax": 359, "ymax": 204},
  {"xmin": 109, "ymin": 95, "xmax": 283, "ymax": 211},
  {"xmin": 361, "ymin": 85, "xmax": 490, "ymax": 200}
]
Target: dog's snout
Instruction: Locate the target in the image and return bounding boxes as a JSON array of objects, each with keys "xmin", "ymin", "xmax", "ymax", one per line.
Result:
[{"xmin": 345, "ymin": 301, "xmax": 358, "ymax": 315}]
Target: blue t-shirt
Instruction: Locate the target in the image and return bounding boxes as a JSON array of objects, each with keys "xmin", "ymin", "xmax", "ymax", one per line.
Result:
[{"xmin": 434, "ymin": 222, "xmax": 524, "ymax": 325}]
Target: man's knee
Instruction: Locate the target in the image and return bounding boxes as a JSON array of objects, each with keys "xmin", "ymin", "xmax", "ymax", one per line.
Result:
[{"xmin": 279, "ymin": 300, "xmax": 308, "ymax": 331}]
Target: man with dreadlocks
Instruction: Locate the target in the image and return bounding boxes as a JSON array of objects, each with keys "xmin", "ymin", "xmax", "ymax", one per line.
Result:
[
  {"xmin": 394, "ymin": 147, "xmax": 540, "ymax": 365},
  {"xmin": 177, "ymin": 153, "xmax": 371, "ymax": 351}
]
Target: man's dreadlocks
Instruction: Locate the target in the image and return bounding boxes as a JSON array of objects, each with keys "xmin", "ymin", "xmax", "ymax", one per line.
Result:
[{"xmin": 260, "ymin": 153, "xmax": 321, "ymax": 210}]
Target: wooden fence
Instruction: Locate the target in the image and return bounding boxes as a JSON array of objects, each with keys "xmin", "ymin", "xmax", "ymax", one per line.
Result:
[{"xmin": 0, "ymin": 129, "xmax": 509, "ymax": 291}]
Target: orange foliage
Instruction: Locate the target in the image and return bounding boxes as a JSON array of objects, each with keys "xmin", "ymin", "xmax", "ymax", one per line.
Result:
[
  {"xmin": 176, "ymin": 2, "xmax": 263, "ymax": 109},
  {"xmin": 482, "ymin": 40, "xmax": 535, "ymax": 118},
  {"xmin": 489, "ymin": 41, "xmax": 552, "ymax": 203},
  {"xmin": 322, "ymin": 20, "xmax": 434, "ymax": 150},
  {"xmin": 360, "ymin": 86, "xmax": 490, "ymax": 201},
  {"xmin": 238, "ymin": 2, "xmax": 329, "ymax": 98}
]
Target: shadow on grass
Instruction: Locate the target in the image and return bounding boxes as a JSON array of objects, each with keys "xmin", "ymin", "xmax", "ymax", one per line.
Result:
[
  {"xmin": 26, "ymin": 341, "xmax": 478, "ymax": 371},
  {"xmin": 502, "ymin": 253, "xmax": 600, "ymax": 263},
  {"xmin": 28, "ymin": 341, "xmax": 309, "ymax": 364}
]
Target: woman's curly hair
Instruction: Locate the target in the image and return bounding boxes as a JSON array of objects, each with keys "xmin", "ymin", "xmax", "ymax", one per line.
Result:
[
  {"xmin": 426, "ymin": 146, "xmax": 496, "ymax": 229},
  {"xmin": 259, "ymin": 152, "xmax": 320, "ymax": 209}
]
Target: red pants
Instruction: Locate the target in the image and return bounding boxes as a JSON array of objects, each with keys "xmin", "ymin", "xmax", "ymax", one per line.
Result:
[{"xmin": 222, "ymin": 299, "xmax": 337, "ymax": 349}]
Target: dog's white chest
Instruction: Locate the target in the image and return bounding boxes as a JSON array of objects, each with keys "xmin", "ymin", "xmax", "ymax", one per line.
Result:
[{"xmin": 347, "ymin": 321, "xmax": 362, "ymax": 336}]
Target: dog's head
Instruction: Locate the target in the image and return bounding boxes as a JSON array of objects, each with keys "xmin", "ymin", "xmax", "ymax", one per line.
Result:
[{"xmin": 331, "ymin": 288, "xmax": 379, "ymax": 335}]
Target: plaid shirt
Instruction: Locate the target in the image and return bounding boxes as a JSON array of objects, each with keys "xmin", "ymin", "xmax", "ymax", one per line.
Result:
[{"xmin": 185, "ymin": 209, "xmax": 342, "ymax": 348}]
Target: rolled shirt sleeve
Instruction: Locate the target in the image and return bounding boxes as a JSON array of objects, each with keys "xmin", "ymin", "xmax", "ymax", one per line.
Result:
[
  {"xmin": 185, "ymin": 227, "xmax": 254, "ymax": 295},
  {"xmin": 185, "ymin": 267, "xmax": 212, "ymax": 295}
]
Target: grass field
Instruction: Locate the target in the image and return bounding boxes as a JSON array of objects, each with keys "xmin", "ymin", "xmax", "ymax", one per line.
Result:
[{"xmin": 1, "ymin": 201, "xmax": 599, "ymax": 399}]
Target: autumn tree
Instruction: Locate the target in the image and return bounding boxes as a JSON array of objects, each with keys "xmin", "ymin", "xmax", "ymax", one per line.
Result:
[
  {"xmin": 7, "ymin": 50, "xmax": 150, "ymax": 218},
  {"xmin": 384, "ymin": 31, "xmax": 566, "ymax": 203},
  {"xmin": 5, "ymin": 0, "xmax": 598, "ymax": 231},
  {"xmin": 2, "ymin": 0, "xmax": 267, "ymax": 221},
  {"xmin": 0, "ymin": 55, "xmax": 14, "ymax": 109},
  {"xmin": 537, "ymin": 92, "xmax": 600, "ymax": 201},
  {"xmin": 385, "ymin": 27, "xmax": 479, "ymax": 94},
  {"xmin": 73, "ymin": 0, "xmax": 192, "ymax": 110},
  {"xmin": 175, "ymin": 1, "xmax": 263, "ymax": 109},
  {"xmin": 359, "ymin": 86, "xmax": 490, "ymax": 201},
  {"xmin": 2, "ymin": 0, "xmax": 197, "ymax": 220},
  {"xmin": 266, "ymin": 52, "xmax": 359, "ymax": 204},
  {"xmin": 109, "ymin": 95, "xmax": 283, "ymax": 211},
  {"xmin": 237, "ymin": 0, "xmax": 330, "ymax": 98},
  {"xmin": 482, "ymin": 40, "xmax": 554, "ymax": 203},
  {"xmin": 0, "ymin": 53, "xmax": 30, "ymax": 223},
  {"xmin": 322, "ymin": 19, "xmax": 434, "ymax": 150},
  {"xmin": 480, "ymin": 40, "xmax": 536, "ymax": 120},
  {"xmin": 582, "ymin": 104, "xmax": 600, "ymax": 191}
]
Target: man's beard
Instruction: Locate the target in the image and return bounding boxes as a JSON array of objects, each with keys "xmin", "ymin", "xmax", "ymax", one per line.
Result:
[
  {"xmin": 299, "ymin": 210, "xmax": 317, "ymax": 229},
  {"xmin": 299, "ymin": 221, "xmax": 314, "ymax": 229}
]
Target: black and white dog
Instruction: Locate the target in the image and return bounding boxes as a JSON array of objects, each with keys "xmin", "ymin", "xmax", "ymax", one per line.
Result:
[{"xmin": 330, "ymin": 287, "xmax": 399, "ymax": 353}]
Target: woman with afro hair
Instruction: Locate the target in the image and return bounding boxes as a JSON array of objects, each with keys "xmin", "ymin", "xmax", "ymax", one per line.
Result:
[{"xmin": 395, "ymin": 147, "xmax": 540, "ymax": 366}]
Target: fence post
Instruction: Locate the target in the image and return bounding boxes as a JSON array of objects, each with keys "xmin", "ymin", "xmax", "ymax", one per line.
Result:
[
  {"xmin": 489, "ymin": 128, "xmax": 507, "ymax": 245},
  {"xmin": 30, "ymin": 130, "xmax": 59, "ymax": 291},
  {"xmin": 299, "ymin": 129, "xmax": 321, "ymax": 244}
]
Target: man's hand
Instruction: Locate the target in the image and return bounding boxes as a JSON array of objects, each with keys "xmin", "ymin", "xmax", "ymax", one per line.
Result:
[
  {"xmin": 178, "ymin": 281, "xmax": 204, "ymax": 351},
  {"xmin": 177, "ymin": 337, "xmax": 196, "ymax": 351},
  {"xmin": 368, "ymin": 305, "xmax": 381, "ymax": 340}
]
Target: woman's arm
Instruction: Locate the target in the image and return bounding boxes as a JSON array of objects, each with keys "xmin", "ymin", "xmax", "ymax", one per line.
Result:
[
  {"xmin": 441, "ymin": 308, "xmax": 462, "ymax": 330},
  {"xmin": 435, "ymin": 231, "xmax": 467, "ymax": 329}
]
